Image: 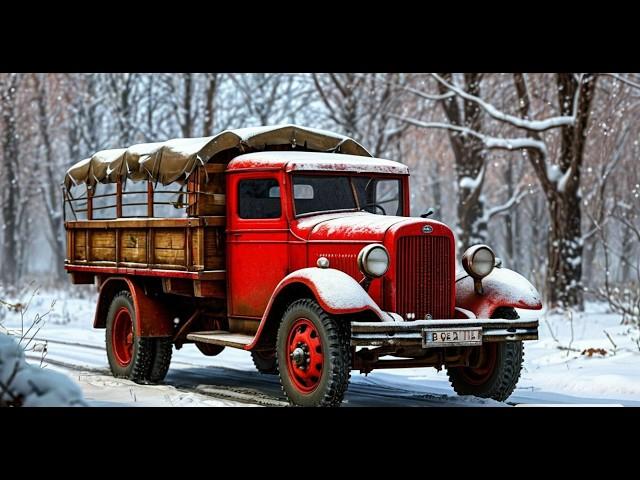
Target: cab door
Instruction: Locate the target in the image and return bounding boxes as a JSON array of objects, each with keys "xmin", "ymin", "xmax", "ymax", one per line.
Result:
[{"xmin": 227, "ymin": 172, "xmax": 290, "ymax": 333}]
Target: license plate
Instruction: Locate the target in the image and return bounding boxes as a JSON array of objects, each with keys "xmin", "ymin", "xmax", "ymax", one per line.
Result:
[{"xmin": 422, "ymin": 327, "xmax": 483, "ymax": 348}]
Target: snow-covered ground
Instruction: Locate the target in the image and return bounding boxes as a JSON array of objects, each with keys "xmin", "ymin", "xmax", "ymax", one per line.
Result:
[{"xmin": 1, "ymin": 287, "xmax": 639, "ymax": 406}]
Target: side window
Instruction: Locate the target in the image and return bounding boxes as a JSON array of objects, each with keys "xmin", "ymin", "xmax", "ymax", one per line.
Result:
[
  {"xmin": 238, "ymin": 178, "xmax": 282, "ymax": 219},
  {"xmin": 376, "ymin": 179, "xmax": 402, "ymax": 216}
]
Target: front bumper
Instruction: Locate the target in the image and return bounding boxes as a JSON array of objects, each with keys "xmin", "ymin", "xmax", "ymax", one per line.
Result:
[{"xmin": 351, "ymin": 318, "xmax": 538, "ymax": 348}]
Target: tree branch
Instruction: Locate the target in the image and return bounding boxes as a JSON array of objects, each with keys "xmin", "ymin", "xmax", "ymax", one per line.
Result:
[{"xmin": 431, "ymin": 73, "xmax": 576, "ymax": 132}]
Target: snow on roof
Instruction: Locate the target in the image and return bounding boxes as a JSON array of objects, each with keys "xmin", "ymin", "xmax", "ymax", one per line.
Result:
[
  {"xmin": 228, "ymin": 151, "xmax": 409, "ymax": 175},
  {"xmin": 64, "ymin": 124, "xmax": 372, "ymax": 189}
]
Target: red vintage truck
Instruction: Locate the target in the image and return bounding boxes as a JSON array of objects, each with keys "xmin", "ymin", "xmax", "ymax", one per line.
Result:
[{"xmin": 63, "ymin": 124, "xmax": 541, "ymax": 406}]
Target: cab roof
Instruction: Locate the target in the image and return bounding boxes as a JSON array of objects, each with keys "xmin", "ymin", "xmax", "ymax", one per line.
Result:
[{"xmin": 227, "ymin": 151, "xmax": 409, "ymax": 175}]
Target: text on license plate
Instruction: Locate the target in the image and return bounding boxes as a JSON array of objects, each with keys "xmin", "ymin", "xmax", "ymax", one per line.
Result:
[{"xmin": 422, "ymin": 327, "xmax": 483, "ymax": 348}]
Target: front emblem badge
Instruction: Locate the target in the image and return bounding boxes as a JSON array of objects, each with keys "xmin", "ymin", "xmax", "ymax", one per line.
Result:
[{"xmin": 422, "ymin": 225, "xmax": 433, "ymax": 234}]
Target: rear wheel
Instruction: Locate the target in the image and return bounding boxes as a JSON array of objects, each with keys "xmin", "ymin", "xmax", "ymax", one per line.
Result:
[
  {"xmin": 105, "ymin": 291, "xmax": 172, "ymax": 384},
  {"xmin": 251, "ymin": 350, "xmax": 278, "ymax": 374},
  {"xmin": 276, "ymin": 299, "xmax": 351, "ymax": 407},
  {"xmin": 447, "ymin": 307, "xmax": 523, "ymax": 402}
]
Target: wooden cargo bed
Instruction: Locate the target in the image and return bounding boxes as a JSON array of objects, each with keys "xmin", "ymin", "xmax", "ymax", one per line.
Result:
[{"xmin": 65, "ymin": 217, "xmax": 226, "ymax": 283}]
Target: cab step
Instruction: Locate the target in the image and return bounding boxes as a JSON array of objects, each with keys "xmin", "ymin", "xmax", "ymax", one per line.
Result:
[{"xmin": 186, "ymin": 331, "xmax": 254, "ymax": 349}]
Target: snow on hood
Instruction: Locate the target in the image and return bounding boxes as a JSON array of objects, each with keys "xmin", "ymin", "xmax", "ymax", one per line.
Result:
[{"xmin": 294, "ymin": 212, "xmax": 410, "ymax": 241}]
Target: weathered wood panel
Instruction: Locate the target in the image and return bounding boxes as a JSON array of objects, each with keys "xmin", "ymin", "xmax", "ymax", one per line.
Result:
[
  {"xmin": 204, "ymin": 227, "xmax": 225, "ymax": 269},
  {"xmin": 154, "ymin": 230, "xmax": 185, "ymax": 249},
  {"xmin": 120, "ymin": 229, "xmax": 147, "ymax": 263},
  {"xmin": 189, "ymin": 163, "xmax": 227, "ymax": 216},
  {"xmin": 90, "ymin": 231, "xmax": 115, "ymax": 261},
  {"xmin": 154, "ymin": 246, "xmax": 186, "ymax": 265},
  {"xmin": 191, "ymin": 227, "xmax": 205, "ymax": 269},
  {"xmin": 66, "ymin": 216, "xmax": 226, "ymax": 276},
  {"xmin": 74, "ymin": 231, "xmax": 86, "ymax": 261}
]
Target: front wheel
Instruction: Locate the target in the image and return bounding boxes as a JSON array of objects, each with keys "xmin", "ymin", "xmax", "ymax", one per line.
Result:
[
  {"xmin": 276, "ymin": 299, "xmax": 351, "ymax": 407},
  {"xmin": 447, "ymin": 307, "xmax": 523, "ymax": 402}
]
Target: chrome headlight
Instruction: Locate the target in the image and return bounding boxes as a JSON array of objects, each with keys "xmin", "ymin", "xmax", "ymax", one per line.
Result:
[
  {"xmin": 357, "ymin": 244, "xmax": 389, "ymax": 278},
  {"xmin": 462, "ymin": 244, "xmax": 495, "ymax": 279}
]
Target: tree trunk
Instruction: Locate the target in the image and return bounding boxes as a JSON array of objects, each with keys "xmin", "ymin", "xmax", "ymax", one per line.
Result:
[
  {"xmin": 513, "ymin": 73, "xmax": 597, "ymax": 310},
  {"xmin": 202, "ymin": 73, "xmax": 219, "ymax": 136},
  {"xmin": 181, "ymin": 73, "xmax": 193, "ymax": 137},
  {"xmin": 437, "ymin": 73, "xmax": 487, "ymax": 252},
  {"xmin": 33, "ymin": 74, "xmax": 66, "ymax": 280},
  {"xmin": 545, "ymin": 191, "xmax": 584, "ymax": 308},
  {"xmin": 1, "ymin": 74, "xmax": 20, "ymax": 288}
]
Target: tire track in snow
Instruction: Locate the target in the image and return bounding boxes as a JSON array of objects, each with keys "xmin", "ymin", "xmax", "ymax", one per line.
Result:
[{"xmin": 28, "ymin": 334, "xmax": 513, "ymax": 407}]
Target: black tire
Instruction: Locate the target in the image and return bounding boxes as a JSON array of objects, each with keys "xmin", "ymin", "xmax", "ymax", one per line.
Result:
[
  {"xmin": 105, "ymin": 291, "xmax": 153, "ymax": 383},
  {"xmin": 149, "ymin": 338, "xmax": 173, "ymax": 383},
  {"xmin": 447, "ymin": 307, "xmax": 524, "ymax": 402},
  {"xmin": 276, "ymin": 299, "xmax": 351, "ymax": 407},
  {"xmin": 105, "ymin": 290, "xmax": 172, "ymax": 384},
  {"xmin": 251, "ymin": 350, "xmax": 278, "ymax": 374}
]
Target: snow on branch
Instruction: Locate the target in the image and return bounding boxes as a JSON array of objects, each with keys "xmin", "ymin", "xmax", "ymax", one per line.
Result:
[
  {"xmin": 391, "ymin": 115, "xmax": 548, "ymax": 157},
  {"xmin": 603, "ymin": 73, "xmax": 640, "ymax": 90},
  {"xmin": 403, "ymin": 85, "xmax": 456, "ymax": 102},
  {"xmin": 430, "ymin": 73, "xmax": 576, "ymax": 132},
  {"xmin": 484, "ymin": 184, "xmax": 532, "ymax": 221}
]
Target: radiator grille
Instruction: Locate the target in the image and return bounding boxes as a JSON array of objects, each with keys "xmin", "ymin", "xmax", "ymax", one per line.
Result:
[{"xmin": 396, "ymin": 236, "xmax": 453, "ymax": 319}]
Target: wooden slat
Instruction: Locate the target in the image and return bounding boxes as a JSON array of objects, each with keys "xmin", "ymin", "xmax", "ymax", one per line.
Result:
[
  {"xmin": 120, "ymin": 229, "xmax": 147, "ymax": 263},
  {"xmin": 204, "ymin": 228, "xmax": 225, "ymax": 269},
  {"xmin": 185, "ymin": 227, "xmax": 192, "ymax": 270},
  {"xmin": 153, "ymin": 230, "xmax": 185, "ymax": 249},
  {"xmin": 205, "ymin": 163, "xmax": 226, "ymax": 174},
  {"xmin": 65, "ymin": 264, "xmax": 226, "ymax": 281},
  {"xmin": 74, "ymin": 230, "xmax": 87, "ymax": 261},
  {"xmin": 75, "ymin": 231, "xmax": 86, "ymax": 246},
  {"xmin": 65, "ymin": 218, "xmax": 223, "ymax": 229},
  {"xmin": 147, "ymin": 181, "xmax": 154, "ymax": 218},
  {"xmin": 91, "ymin": 247, "xmax": 116, "ymax": 261},
  {"xmin": 191, "ymin": 227, "xmax": 204, "ymax": 270},
  {"xmin": 154, "ymin": 248, "xmax": 185, "ymax": 265},
  {"xmin": 90, "ymin": 231, "xmax": 116, "ymax": 248}
]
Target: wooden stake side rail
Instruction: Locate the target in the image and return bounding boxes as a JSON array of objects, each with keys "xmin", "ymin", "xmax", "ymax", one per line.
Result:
[
  {"xmin": 65, "ymin": 216, "xmax": 226, "ymax": 273},
  {"xmin": 64, "ymin": 264, "xmax": 226, "ymax": 281}
]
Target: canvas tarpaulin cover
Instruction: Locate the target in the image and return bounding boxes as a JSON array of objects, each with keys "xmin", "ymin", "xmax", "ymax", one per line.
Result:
[{"xmin": 64, "ymin": 124, "xmax": 371, "ymax": 189}]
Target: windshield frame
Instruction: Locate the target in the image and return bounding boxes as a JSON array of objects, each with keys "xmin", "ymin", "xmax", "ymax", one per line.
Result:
[{"xmin": 290, "ymin": 172, "xmax": 406, "ymax": 219}]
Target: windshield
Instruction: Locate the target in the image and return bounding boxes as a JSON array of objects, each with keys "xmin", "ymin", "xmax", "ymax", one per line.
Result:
[{"xmin": 292, "ymin": 174, "xmax": 403, "ymax": 217}]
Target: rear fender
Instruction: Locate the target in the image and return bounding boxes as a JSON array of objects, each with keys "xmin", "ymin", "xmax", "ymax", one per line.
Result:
[
  {"xmin": 246, "ymin": 267, "xmax": 390, "ymax": 350},
  {"xmin": 456, "ymin": 267, "xmax": 542, "ymax": 319},
  {"xmin": 94, "ymin": 277, "xmax": 174, "ymax": 337}
]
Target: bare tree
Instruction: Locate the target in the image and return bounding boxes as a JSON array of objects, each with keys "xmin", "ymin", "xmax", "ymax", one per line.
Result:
[
  {"xmin": 396, "ymin": 73, "xmax": 604, "ymax": 309},
  {"xmin": 312, "ymin": 73, "xmax": 409, "ymax": 158},
  {"xmin": 31, "ymin": 74, "xmax": 66, "ymax": 279},
  {"xmin": 0, "ymin": 73, "xmax": 21, "ymax": 288}
]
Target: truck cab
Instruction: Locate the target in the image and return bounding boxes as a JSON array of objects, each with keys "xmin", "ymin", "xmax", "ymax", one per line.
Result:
[{"xmin": 63, "ymin": 124, "xmax": 541, "ymax": 407}]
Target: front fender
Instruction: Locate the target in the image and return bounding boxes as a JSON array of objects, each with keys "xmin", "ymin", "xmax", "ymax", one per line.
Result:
[
  {"xmin": 271, "ymin": 267, "xmax": 387, "ymax": 318},
  {"xmin": 246, "ymin": 268, "xmax": 391, "ymax": 350},
  {"xmin": 456, "ymin": 267, "xmax": 542, "ymax": 319}
]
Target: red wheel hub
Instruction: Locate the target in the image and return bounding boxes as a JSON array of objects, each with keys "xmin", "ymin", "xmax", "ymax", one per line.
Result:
[
  {"xmin": 458, "ymin": 343, "xmax": 498, "ymax": 385},
  {"xmin": 285, "ymin": 318, "xmax": 324, "ymax": 393},
  {"xmin": 112, "ymin": 307, "xmax": 134, "ymax": 367}
]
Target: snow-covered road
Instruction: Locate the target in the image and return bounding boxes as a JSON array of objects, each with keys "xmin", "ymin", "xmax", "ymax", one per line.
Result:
[{"xmin": 3, "ymin": 289, "xmax": 640, "ymax": 406}]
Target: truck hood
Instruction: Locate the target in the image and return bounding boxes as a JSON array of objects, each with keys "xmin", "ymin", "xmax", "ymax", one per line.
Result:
[{"xmin": 292, "ymin": 212, "xmax": 411, "ymax": 241}]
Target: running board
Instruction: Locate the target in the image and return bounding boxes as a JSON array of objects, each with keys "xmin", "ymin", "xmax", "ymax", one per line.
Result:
[{"xmin": 186, "ymin": 331, "xmax": 254, "ymax": 349}]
